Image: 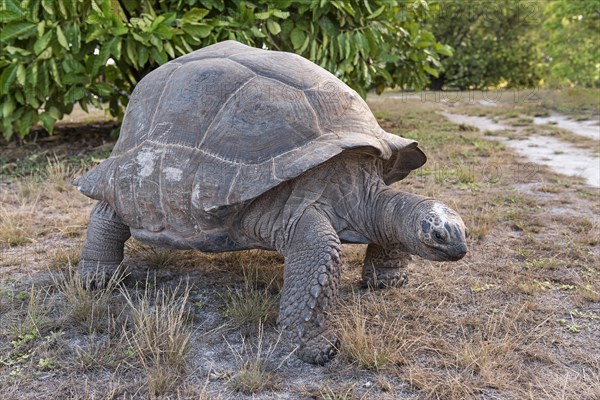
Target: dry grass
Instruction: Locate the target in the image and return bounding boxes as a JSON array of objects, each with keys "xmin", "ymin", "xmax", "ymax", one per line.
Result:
[
  {"xmin": 48, "ymin": 245, "xmax": 82, "ymax": 271},
  {"xmin": 226, "ymin": 322, "xmax": 288, "ymax": 394},
  {"xmin": 45, "ymin": 156, "xmax": 74, "ymax": 193},
  {"xmin": 126, "ymin": 240, "xmax": 183, "ymax": 269},
  {"xmin": 0, "ymin": 286, "xmax": 52, "ymax": 343},
  {"xmin": 0, "ymin": 204, "xmax": 39, "ymax": 247},
  {"xmin": 121, "ymin": 279, "xmax": 193, "ymax": 396},
  {"xmin": 1, "ymin": 91, "xmax": 599, "ymax": 399},
  {"xmin": 221, "ymin": 281, "xmax": 279, "ymax": 329},
  {"xmin": 53, "ymin": 267, "xmax": 125, "ymax": 334},
  {"xmin": 335, "ymin": 292, "xmax": 409, "ymax": 371}
]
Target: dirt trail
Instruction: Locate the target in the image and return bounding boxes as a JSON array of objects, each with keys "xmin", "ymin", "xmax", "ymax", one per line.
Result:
[
  {"xmin": 440, "ymin": 111, "xmax": 600, "ymax": 187},
  {"xmin": 533, "ymin": 114, "xmax": 600, "ymax": 140}
]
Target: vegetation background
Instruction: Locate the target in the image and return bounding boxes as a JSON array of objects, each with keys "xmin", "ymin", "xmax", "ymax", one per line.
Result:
[{"xmin": 0, "ymin": 0, "xmax": 598, "ymax": 141}]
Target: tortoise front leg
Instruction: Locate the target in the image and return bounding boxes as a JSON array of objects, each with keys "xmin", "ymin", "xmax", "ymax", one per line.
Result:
[
  {"xmin": 278, "ymin": 208, "xmax": 341, "ymax": 365},
  {"xmin": 77, "ymin": 201, "xmax": 131, "ymax": 288},
  {"xmin": 361, "ymin": 243, "xmax": 411, "ymax": 289}
]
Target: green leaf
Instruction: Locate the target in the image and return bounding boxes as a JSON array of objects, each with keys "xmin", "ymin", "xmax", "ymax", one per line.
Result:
[
  {"xmin": 85, "ymin": 28, "xmax": 106, "ymax": 43},
  {"xmin": 182, "ymin": 23, "xmax": 212, "ymax": 38},
  {"xmin": 93, "ymin": 37, "xmax": 118, "ymax": 73},
  {"xmin": 26, "ymin": 63, "xmax": 38, "ymax": 89},
  {"xmin": 112, "ymin": 27, "xmax": 129, "ymax": 36},
  {"xmin": 39, "ymin": 112, "xmax": 56, "ymax": 134},
  {"xmin": 254, "ymin": 11, "xmax": 270, "ymax": 20},
  {"xmin": 423, "ymin": 64, "xmax": 439, "ymax": 77},
  {"xmin": 436, "ymin": 44, "xmax": 453, "ymax": 57},
  {"xmin": 298, "ymin": 34, "xmax": 310, "ymax": 54},
  {"xmin": 0, "ymin": 0, "xmax": 24, "ymax": 22},
  {"xmin": 64, "ymin": 24, "xmax": 81, "ymax": 53},
  {"xmin": 150, "ymin": 47, "xmax": 167, "ymax": 65},
  {"xmin": 182, "ymin": 8, "xmax": 210, "ymax": 23},
  {"xmin": 0, "ymin": 22, "xmax": 37, "ymax": 42},
  {"xmin": 2, "ymin": 97, "xmax": 16, "ymax": 118},
  {"xmin": 367, "ymin": 5, "xmax": 385, "ymax": 20},
  {"xmin": 272, "ymin": 9, "xmax": 289, "ymax": 19},
  {"xmin": 16, "ymin": 108, "xmax": 37, "ymax": 138},
  {"xmin": 36, "ymin": 63, "xmax": 48, "ymax": 98},
  {"xmin": 63, "ymin": 73, "xmax": 87, "ymax": 85},
  {"xmin": 49, "ymin": 59, "xmax": 62, "ymax": 87},
  {"xmin": 48, "ymin": 106, "xmax": 61, "ymax": 120},
  {"xmin": 200, "ymin": 0, "xmax": 224, "ymax": 11},
  {"xmin": 266, "ymin": 20, "xmax": 281, "ymax": 35},
  {"xmin": 291, "ymin": 28, "xmax": 306, "ymax": 49},
  {"xmin": 62, "ymin": 58, "xmax": 84, "ymax": 74},
  {"xmin": 92, "ymin": 82, "xmax": 112, "ymax": 96},
  {"xmin": 138, "ymin": 46, "xmax": 149, "ymax": 66},
  {"xmin": 56, "ymin": 25, "xmax": 69, "ymax": 49},
  {"xmin": 64, "ymin": 85, "xmax": 85, "ymax": 104},
  {"xmin": 34, "ymin": 31, "xmax": 53, "ymax": 55},
  {"xmin": 126, "ymin": 38, "xmax": 137, "ymax": 65},
  {"xmin": 41, "ymin": 0, "xmax": 54, "ymax": 15},
  {"xmin": 86, "ymin": 13, "xmax": 108, "ymax": 25},
  {"xmin": 0, "ymin": 64, "xmax": 17, "ymax": 94},
  {"xmin": 164, "ymin": 41, "xmax": 175, "ymax": 59},
  {"xmin": 250, "ymin": 26, "xmax": 266, "ymax": 38},
  {"xmin": 5, "ymin": 46, "xmax": 31, "ymax": 56},
  {"xmin": 16, "ymin": 64, "xmax": 26, "ymax": 86},
  {"xmin": 57, "ymin": 0, "xmax": 68, "ymax": 18},
  {"xmin": 2, "ymin": 122, "xmax": 14, "ymax": 141},
  {"xmin": 162, "ymin": 12, "xmax": 177, "ymax": 26},
  {"xmin": 37, "ymin": 47, "xmax": 53, "ymax": 60},
  {"xmin": 13, "ymin": 90, "xmax": 23, "ymax": 104}
]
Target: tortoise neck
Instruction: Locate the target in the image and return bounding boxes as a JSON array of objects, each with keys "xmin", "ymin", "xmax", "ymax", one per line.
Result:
[{"xmin": 369, "ymin": 189, "xmax": 431, "ymax": 245}]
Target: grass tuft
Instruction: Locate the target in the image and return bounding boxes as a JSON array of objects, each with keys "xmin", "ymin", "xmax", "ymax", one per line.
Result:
[
  {"xmin": 1, "ymin": 285, "xmax": 52, "ymax": 343},
  {"xmin": 222, "ymin": 283, "xmax": 279, "ymax": 329},
  {"xmin": 54, "ymin": 267, "xmax": 125, "ymax": 334},
  {"xmin": 121, "ymin": 279, "xmax": 193, "ymax": 396},
  {"xmin": 226, "ymin": 322, "xmax": 286, "ymax": 394},
  {"xmin": 126, "ymin": 240, "xmax": 181, "ymax": 268},
  {"xmin": 334, "ymin": 293, "xmax": 408, "ymax": 371},
  {"xmin": 49, "ymin": 246, "xmax": 82, "ymax": 271},
  {"xmin": 0, "ymin": 205, "xmax": 38, "ymax": 246},
  {"xmin": 45, "ymin": 155, "xmax": 74, "ymax": 193}
]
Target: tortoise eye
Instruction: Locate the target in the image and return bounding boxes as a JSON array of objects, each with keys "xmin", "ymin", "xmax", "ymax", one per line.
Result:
[{"xmin": 434, "ymin": 231, "xmax": 444, "ymax": 241}]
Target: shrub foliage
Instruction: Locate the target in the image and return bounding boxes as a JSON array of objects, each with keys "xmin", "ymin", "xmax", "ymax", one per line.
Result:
[{"xmin": 0, "ymin": 0, "xmax": 449, "ymax": 140}]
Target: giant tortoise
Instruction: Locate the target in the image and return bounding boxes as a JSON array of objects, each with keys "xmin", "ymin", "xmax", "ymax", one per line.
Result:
[{"xmin": 75, "ymin": 40, "xmax": 467, "ymax": 364}]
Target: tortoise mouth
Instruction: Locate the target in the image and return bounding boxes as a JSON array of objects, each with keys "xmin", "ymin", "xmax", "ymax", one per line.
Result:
[{"xmin": 427, "ymin": 244, "xmax": 467, "ymax": 261}]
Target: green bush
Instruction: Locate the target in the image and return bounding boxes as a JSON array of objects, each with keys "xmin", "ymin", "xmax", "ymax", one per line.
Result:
[
  {"xmin": 543, "ymin": 0, "xmax": 600, "ymax": 88},
  {"xmin": 427, "ymin": 0, "xmax": 543, "ymax": 90},
  {"xmin": 0, "ymin": 0, "xmax": 449, "ymax": 141}
]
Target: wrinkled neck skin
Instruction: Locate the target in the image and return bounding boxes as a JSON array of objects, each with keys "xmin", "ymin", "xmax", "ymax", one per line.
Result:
[{"xmin": 362, "ymin": 189, "xmax": 430, "ymax": 247}]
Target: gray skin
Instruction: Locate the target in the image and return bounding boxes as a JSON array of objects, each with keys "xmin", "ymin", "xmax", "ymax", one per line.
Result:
[{"xmin": 75, "ymin": 41, "xmax": 468, "ymax": 365}]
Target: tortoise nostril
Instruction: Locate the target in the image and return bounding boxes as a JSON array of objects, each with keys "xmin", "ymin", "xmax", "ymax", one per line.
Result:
[{"xmin": 455, "ymin": 244, "xmax": 468, "ymax": 259}]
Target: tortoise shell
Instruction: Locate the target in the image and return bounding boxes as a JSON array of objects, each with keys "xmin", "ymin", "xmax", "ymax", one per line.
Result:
[{"xmin": 76, "ymin": 40, "xmax": 426, "ymax": 236}]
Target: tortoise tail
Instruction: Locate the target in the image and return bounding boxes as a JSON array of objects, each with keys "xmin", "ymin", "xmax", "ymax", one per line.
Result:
[{"xmin": 73, "ymin": 159, "xmax": 115, "ymax": 201}]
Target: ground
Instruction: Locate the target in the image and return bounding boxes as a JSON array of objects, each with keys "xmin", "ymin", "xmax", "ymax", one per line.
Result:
[{"xmin": 0, "ymin": 89, "xmax": 599, "ymax": 399}]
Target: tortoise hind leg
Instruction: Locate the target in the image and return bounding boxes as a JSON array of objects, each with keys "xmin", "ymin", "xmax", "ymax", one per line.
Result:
[
  {"xmin": 77, "ymin": 201, "xmax": 131, "ymax": 288},
  {"xmin": 361, "ymin": 244, "xmax": 411, "ymax": 289}
]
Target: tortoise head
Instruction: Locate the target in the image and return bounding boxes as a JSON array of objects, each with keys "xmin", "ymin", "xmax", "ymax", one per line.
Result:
[{"xmin": 408, "ymin": 199, "xmax": 468, "ymax": 261}]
